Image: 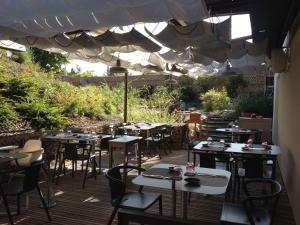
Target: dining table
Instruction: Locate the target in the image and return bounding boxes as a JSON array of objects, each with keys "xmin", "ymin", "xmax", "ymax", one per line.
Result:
[
  {"xmin": 0, "ymin": 145, "xmax": 19, "ymax": 152},
  {"xmin": 0, "ymin": 152, "xmax": 28, "ymax": 167},
  {"xmin": 193, "ymin": 141, "xmax": 280, "ymax": 200},
  {"xmin": 132, "ymin": 163, "xmax": 231, "ymax": 219},
  {"xmin": 108, "ymin": 135, "xmax": 143, "ymax": 169},
  {"xmin": 216, "ymin": 127, "xmax": 257, "ymax": 142}
]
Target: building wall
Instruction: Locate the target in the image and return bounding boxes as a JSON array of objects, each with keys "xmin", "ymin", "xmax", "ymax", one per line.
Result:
[{"xmin": 278, "ymin": 25, "xmax": 300, "ymax": 225}]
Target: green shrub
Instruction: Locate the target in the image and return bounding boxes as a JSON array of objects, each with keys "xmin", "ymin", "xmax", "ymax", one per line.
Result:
[
  {"xmin": 0, "ymin": 97, "xmax": 20, "ymax": 130},
  {"xmin": 200, "ymin": 88, "xmax": 231, "ymax": 111},
  {"xmin": 234, "ymin": 93, "xmax": 273, "ymax": 118},
  {"xmin": 11, "ymin": 51, "xmax": 30, "ymax": 64},
  {"xmin": 225, "ymin": 75, "xmax": 248, "ymax": 98},
  {"xmin": 16, "ymin": 95, "xmax": 68, "ymax": 129}
]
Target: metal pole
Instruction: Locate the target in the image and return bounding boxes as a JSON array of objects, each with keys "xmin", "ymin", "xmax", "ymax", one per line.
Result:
[{"xmin": 124, "ymin": 71, "xmax": 128, "ymax": 123}]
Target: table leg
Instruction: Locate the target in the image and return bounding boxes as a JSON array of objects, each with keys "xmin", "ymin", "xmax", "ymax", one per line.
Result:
[
  {"xmin": 172, "ymin": 179, "xmax": 177, "ymax": 217},
  {"xmin": 124, "ymin": 144, "xmax": 128, "ymax": 167},
  {"xmin": 182, "ymin": 192, "xmax": 188, "ymax": 219},
  {"xmin": 272, "ymin": 158, "xmax": 277, "ymax": 179},
  {"xmin": 138, "ymin": 141, "xmax": 141, "ymax": 173},
  {"xmin": 109, "ymin": 144, "xmax": 113, "ymax": 169}
]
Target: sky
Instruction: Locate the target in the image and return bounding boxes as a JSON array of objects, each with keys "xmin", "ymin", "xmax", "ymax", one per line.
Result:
[{"xmin": 65, "ymin": 14, "xmax": 252, "ymax": 76}]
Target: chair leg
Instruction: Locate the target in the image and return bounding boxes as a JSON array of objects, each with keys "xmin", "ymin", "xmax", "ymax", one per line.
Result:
[
  {"xmin": 36, "ymin": 186, "xmax": 52, "ymax": 221},
  {"xmin": 52, "ymin": 153, "xmax": 59, "ymax": 183},
  {"xmin": 158, "ymin": 196, "xmax": 162, "ymax": 215},
  {"xmin": 98, "ymin": 152, "xmax": 102, "ymax": 172},
  {"xmin": 107, "ymin": 205, "xmax": 119, "ymax": 225},
  {"xmin": 72, "ymin": 160, "xmax": 75, "ymax": 178},
  {"xmin": 237, "ymin": 178, "xmax": 241, "ymax": 201},
  {"xmin": 56, "ymin": 157, "xmax": 65, "ymax": 185},
  {"xmin": 93, "ymin": 157, "xmax": 97, "ymax": 180},
  {"xmin": 0, "ymin": 187, "xmax": 14, "ymax": 225},
  {"xmin": 82, "ymin": 159, "xmax": 89, "ymax": 188},
  {"xmin": 17, "ymin": 195, "xmax": 20, "ymax": 215}
]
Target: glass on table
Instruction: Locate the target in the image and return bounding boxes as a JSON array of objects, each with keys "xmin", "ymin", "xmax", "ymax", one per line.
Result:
[
  {"xmin": 207, "ymin": 137, "xmax": 213, "ymax": 145},
  {"xmin": 186, "ymin": 162, "xmax": 195, "ymax": 172}
]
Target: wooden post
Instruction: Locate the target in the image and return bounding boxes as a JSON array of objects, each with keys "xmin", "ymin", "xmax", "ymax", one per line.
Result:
[{"xmin": 124, "ymin": 71, "xmax": 128, "ymax": 123}]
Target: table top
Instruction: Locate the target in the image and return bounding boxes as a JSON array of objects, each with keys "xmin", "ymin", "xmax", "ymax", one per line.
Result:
[
  {"xmin": 0, "ymin": 152, "xmax": 28, "ymax": 160},
  {"xmin": 109, "ymin": 135, "xmax": 142, "ymax": 144},
  {"xmin": 193, "ymin": 141, "xmax": 280, "ymax": 156},
  {"xmin": 0, "ymin": 145, "xmax": 19, "ymax": 151},
  {"xmin": 43, "ymin": 133, "xmax": 100, "ymax": 142},
  {"xmin": 132, "ymin": 163, "xmax": 231, "ymax": 195},
  {"xmin": 216, "ymin": 128, "xmax": 256, "ymax": 134}
]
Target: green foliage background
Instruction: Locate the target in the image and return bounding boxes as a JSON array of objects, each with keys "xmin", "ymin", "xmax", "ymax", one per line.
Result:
[
  {"xmin": 0, "ymin": 50, "xmax": 178, "ymax": 130},
  {"xmin": 200, "ymin": 88, "xmax": 231, "ymax": 111}
]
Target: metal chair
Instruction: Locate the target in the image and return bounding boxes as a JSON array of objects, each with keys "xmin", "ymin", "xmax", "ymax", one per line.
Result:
[
  {"xmin": 234, "ymin": 156, "xmax": 273, "ymax": 201},
  {"xmin": 105, "ymin": 165, "xmax": 162, "ymax": 225},
  {"xmin": 95, "ymin": 136, "xmax": 111, "ymax": 172},
  {"xmin": 0, "ymin": 161, "xmax": 51, "ymax": 225},
  {"xmin": 145, "ymin": 127, "xmax": 164, "ymax": 158},
  {"xmin": 56, "ymin": 142, "xmax": 97, "ymax": 188},
  {"xmin": 221, "ymin": 179, "xmax": 282, "ymax": 225}
]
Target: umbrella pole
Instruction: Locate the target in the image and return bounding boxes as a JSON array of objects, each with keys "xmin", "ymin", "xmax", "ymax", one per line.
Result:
[{"xmin": 124, "ymin": 71, "xmax": 128, "ymax": 123}]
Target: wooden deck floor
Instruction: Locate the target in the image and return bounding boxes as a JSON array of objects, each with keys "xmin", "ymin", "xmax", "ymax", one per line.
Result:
[{"xmin": 0, "ymin": 150, "xmax": 296, "ymax": 225}]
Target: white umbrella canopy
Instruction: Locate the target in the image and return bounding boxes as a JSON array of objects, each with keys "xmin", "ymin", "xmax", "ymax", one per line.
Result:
[{"xmin": 0, "ymin": 0, "xmax": 208, "ymax": 38}]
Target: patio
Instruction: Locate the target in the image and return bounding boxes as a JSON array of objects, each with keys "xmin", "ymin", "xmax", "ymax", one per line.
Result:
[
  {"xmin": 0, "ymin": 0, "xmax": 300, "ymax": 225},
  {"xmin": 0, "ymin": 150, "xmax": 295, "ymax": 225}
]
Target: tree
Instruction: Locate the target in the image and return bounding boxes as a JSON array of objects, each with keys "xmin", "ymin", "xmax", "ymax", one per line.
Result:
[
  {"xmin": 225, "ymin": 75, "xmax": 248, "ymax": 98},
  {"xmin": 30, "ymin": 48, "xmax": 68, "ymax": 73}
]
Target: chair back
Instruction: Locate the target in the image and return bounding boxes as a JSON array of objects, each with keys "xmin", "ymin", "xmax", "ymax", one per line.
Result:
[
  {"xmin": 22, "ymin": 139, "xmax": 42, "ymax": 152},
  {"xmin": 105, "ymin": 165, "xmax": 145, "ymax": 204},
  {"xmin": 23, "ymin": 160, "xmax": 44, "ymax": 192},
  {"xmin": 64, "ymin": 143, "xmax": 92, "ymax": 160},
  {"xmin": 199, "ymin": 152, "xmax": 216, "ymax": 168},
  {"xmin": 100, "ymin": 137, "xmax": 110, "ymax": 150},
  {"xmin": 42, "ymin": 139, "xmax": 61, "ymax": 157},
  {"xmin": 243, "ymin": 157, "xmax": 264, "ymax": 178},
  {"xmin": 105, "ymin": 166, "xmax": 126, "ymax": 204},
  {"xmin": 150, "ymin": 127, "xmax": 161, "ymax": 140},
  {"xmin": 243, "ymin": 179, "xmax": 282, "ymax": 225},
  {"xmin": 254, "ymin": 129, "xmax": 263, "ymax": 144}
]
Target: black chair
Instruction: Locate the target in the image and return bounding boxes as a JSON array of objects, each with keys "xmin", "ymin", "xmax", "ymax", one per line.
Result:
[
  {"xmin": 145, "ymin": 127, "xmax": 165, "ymax": 158},
  {"xmin": 41, "ymin": 139, "xmax": 61, "ymax": 182},
  {"xmin": 253, "ymin": 129, "xmax": 263, "ymax": 144},
  {"xmin": 193, "ymin": 151, "xmax": 216, "ymax": 169},
  {"xmin": 234, "ymin": 156, "xmax": 273, "ymax": 201},
  {"xmin": 220, "ymin": 179, "xmax": 282, "ymax": 225},
  {"xmin": 56, "ymin": 142, "xmax": 97, "ymax": 188},
  {"xmin": 95, "ymin": 136, "xmax": 111, "ymax": 172},
  {"xmin": 159, "ymin": 125, "xmax": 174, "ymax": 154},
  {"xmin": 105, "ymin": 165, "xmax": 162, "ymax": 225},
  {"xmin": 0, "ymin": 161, "xmax": 51, "ymax": 225}
]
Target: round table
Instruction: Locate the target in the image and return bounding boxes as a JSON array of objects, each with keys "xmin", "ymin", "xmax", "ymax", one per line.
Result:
[
  {"xmin": 216, "ymin": 128, "xmax": 257, "ymax": 142},
  {"xmin": 0, "ymin": 145, "xmax": 19, "ymax": 152}
]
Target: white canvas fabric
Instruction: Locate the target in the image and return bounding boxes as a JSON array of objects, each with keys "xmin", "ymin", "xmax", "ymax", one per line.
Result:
[
  {"xmin": 145, "ymin": 17, "xmax": 231, "ymax": 51},
  {"xmin": 0, "ymin": 0, "xmax": 208, "ymax": 38}
]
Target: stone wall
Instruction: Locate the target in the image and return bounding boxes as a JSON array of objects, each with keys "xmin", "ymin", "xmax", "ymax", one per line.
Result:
[
  {"xmin": 61, "ymin": 74, "xmax": 183, "ymax": 89},
  {"xmin": 0, "ymin": 130, "xmax": 41, "ymax": 147},
  {"xmin": 60, "ymin": 73, "xmax": 266, "ymax": 95}
]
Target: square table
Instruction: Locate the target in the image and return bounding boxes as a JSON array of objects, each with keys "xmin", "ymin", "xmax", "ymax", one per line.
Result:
[
  {"xmin": 108, "ymin": 135, "xmax": 143, "ymax": 169},
  {"xmin": 193, "ymin": 142, "xmax": 281, "ymax": 200},
  {"xmin": 132, "ymin": 163, "xmax": 231, "ymax": 219}
]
